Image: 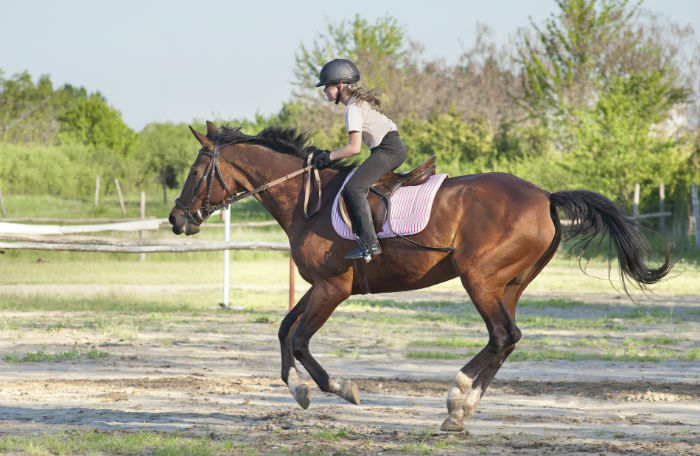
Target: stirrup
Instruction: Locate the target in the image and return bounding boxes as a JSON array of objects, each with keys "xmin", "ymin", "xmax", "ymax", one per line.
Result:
[{"xmin": 345, "ymin": 242, "xmax": 381, "ymax": 262}]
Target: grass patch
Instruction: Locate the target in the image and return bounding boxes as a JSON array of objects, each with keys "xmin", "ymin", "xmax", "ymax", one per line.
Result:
[
  {"xmin": 518, "ymin": 315, "xmax": 624, "ymax": 331},
  {"xmin": 508, "ymin": 348, "xmax": 679, "ymax": 363},
  {"xmin": 314, "ymin": 426, "xmax": 353, "ymax": 440},
  {"xmin": 406, "ymin": 351, "xmax": 471, "ymax": 360},
  {"xmin": 250, "ymin": 314, "xmax": 277, "ymax": 324},
  {"xmin": 409, "ymin": 338, "xmax": 484, "ymax": 348},
  {"xmin": 0, "ymin": 293, "xmax": 204, "ymax": 314},
  {"xmin": 518, "ymin": 298, "xmax": 584, "ymax": 309},
  {"xmin": 0, "ymin": 430, "xmax": 257, "ymax": 456},
  {"xmin": 407, "ymin": 345, "xmax": 697, "ymax": 362},
  {"xmin": 3, "ymin": 344, "xmax": 109, "ymax": 363},
  {"xmin": 616, "ymin": 307, "xmax": 685, "ymax": 323}
]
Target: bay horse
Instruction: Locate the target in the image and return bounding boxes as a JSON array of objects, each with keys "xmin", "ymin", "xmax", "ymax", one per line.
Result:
[{"xmin": 168, "ymin": 121, "xmax": 671, "ymax": 432}]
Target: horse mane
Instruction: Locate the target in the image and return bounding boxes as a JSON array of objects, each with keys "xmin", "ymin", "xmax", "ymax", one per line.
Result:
[
  {"xmin": 215, "ymin": 124, "xmax": 312, "ymax": 160},
  {"xmin": 214, "ymin": 124, "xmax": 355, "ymax": 171}
]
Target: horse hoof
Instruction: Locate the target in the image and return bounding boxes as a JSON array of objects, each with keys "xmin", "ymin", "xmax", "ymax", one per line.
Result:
[
  {"xmin": 339, "ymin": 380, "xmax": 360, "ymax": 405},
  {"xmin": 440, "ymin": 416, "xmax": 465, "ymax": 432},
  {"xmin": 294, "ymin": 384, "xmax": 311, "ymax": 410}
]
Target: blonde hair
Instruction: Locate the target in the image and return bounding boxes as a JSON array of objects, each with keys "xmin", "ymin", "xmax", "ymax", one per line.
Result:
[{"xmin": 344, "ymin": 86, "xmax": 383, "ymax": 113}]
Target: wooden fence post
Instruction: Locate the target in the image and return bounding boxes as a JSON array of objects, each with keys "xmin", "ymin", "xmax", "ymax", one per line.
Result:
[
  {"xmin": 94, "ymin": 176, "xmax": 100, "ymax": 207},
  {"xmin": 692, "ymin": 183, "xmax": 700, "ymax": 249},
  {"xmin": 658, "ymin": 183, "xmax": 665, "ymax": 234},
  {"xmin": 114, "ymin": 178, "xmax": 126, "ymax": 215},
  {"xmin": 139, "ymin": 191, "xmax": 146, "ymax": 262},
  {"xmin": 633, "ymin": 182, "xmax": 640, "ymax": 218},
  {"xmin": 0, "ymin": 184, "xmax": 6, "ymax": 218}
]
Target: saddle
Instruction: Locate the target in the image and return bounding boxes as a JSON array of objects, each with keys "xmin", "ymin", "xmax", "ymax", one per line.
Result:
[{"xmin": 338, "ymin": 155, "xmax": 437, "ymax": 233}]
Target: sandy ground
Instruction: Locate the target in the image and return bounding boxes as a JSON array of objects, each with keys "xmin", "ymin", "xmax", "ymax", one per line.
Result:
[{"xmin": 0, "ymin": 286, "xmax": 698, "ymax": 455}]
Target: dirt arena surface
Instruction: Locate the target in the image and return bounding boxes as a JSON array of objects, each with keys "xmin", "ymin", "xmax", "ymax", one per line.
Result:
[{"xmin": 1, "ymin": 287, "xmax": 698, "ymax": 455}]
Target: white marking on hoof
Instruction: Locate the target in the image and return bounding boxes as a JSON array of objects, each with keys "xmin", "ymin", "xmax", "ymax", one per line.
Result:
[
  {"xmin": 443, "ymin": 372, "xmax": 474, "ymax": 432},
  {"xmin": 463, "ymin": 387, "xmax": 483, "ymax": 419},
  {"xmin": 446, "ymin": 372, "xmax": 472, "ymax": 413},
  {"xmin": 287, "ymin": 368, "xmax": 311, "ymax": 409},
  {"xmin": 329, "ymin": 378, "xmax": 360, "ymax": 405}
]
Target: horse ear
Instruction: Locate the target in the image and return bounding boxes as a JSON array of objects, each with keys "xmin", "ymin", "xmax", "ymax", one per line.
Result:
[
  {"xmin": 206, "ymin": 121, "xmax": 218, "ymax": 138},
  {"xmin": 189, "ymin": 125, "xmax": 213, "ymax": 150}
]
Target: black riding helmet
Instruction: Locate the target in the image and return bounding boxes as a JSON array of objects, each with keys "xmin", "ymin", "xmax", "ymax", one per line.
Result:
[{"xmin": 315, "ymin": 59, "xmax": 360, "ymax": 87}]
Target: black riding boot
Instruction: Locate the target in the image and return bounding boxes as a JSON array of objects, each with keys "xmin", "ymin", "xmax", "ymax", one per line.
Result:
[{"xmin": 344, "ymin": 195, "xmax": 381, "ymax": 262}]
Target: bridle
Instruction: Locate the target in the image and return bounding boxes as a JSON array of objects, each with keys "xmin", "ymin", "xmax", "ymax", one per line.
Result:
[
  {"xmin": 175, "ymin": 137, "xmax": 234, "ymax": 225},
  {"xmin": 175, "ymin": 137, "xmax": 321, "ymax": 225}
]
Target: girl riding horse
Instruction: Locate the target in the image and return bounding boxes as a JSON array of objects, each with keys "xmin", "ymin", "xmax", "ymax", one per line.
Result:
[{"xmin": 309, "ymin": 59, "xmax": 406, "ymax": 262}]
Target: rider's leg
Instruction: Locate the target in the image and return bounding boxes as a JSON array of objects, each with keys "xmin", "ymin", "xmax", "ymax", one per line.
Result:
[{"xmin": 342, "ymin": 132, "xmax": 406, "ymax": 260}]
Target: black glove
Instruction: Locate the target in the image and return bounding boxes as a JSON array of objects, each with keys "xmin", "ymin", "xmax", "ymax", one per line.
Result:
[{"xmin": 310, "ymin": 148, "xmax": 333, "ymax": 170}]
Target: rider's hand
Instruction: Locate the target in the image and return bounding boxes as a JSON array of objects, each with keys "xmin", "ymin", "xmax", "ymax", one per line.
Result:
[{"xmin": 310, "ymin": 148, "xmax": 333, "ymax": 170}]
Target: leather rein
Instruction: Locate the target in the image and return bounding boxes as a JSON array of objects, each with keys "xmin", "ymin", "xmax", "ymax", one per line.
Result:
[{"xmin": 175, "ymin": 138, "xmax": 321, "ymax": 225}]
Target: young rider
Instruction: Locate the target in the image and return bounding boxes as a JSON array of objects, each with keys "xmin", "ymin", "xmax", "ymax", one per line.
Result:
[{"xmin": 310, "ymin": 58, "xmax": 407, "ymax": 262}]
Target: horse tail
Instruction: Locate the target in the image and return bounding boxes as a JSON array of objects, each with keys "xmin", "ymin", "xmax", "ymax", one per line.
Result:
[{"xmin": 549, "ymin": 190, "xmax": 672, "ymax": 293}]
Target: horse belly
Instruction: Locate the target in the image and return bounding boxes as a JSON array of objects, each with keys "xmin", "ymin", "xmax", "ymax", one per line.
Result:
[{"xmin": 354, "ymin": 249, "xmax": 457, "ymax": 294}]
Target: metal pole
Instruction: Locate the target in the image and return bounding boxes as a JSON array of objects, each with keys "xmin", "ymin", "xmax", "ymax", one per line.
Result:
[
  {"xmin": 633, "ymin": 182, "xmax": 640, "ymax": 218},
  {"xmin": 223, "ymin": 208, "xmax": 231, "ymax": 306}
]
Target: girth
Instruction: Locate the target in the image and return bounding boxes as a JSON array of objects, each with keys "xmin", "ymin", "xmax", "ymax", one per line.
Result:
[{"xmin": 338, "ymin": 155, "xmax": 436, "ymax": 233}]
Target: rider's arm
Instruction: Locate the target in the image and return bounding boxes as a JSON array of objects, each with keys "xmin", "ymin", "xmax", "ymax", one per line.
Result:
[{"xmin": 329, "ymin": 130, "xmax": 362, "ymax": 160}]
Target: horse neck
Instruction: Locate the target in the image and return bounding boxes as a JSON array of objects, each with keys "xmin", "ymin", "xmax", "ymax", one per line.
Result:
[{"xmin": 225, "ymin": 144, "xmax": 319, "ymax": 232}]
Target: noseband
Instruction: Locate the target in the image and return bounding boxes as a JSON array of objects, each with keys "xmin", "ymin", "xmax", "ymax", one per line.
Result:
[
  {"xmin": 175, "ymin": 138, "xmax": 322, "ymax": 226},
  {"xmin": 175, "ymin": 138, "xmax": 235, "ymax": 225}
]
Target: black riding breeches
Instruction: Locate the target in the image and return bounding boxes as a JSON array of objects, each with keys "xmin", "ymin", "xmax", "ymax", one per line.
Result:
[{"xmin": 342, "ymin": 131, "xmax": 406, "ymax": 247}]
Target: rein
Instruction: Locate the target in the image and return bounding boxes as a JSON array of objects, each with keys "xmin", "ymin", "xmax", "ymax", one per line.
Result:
[{"xmin": 176, "ymin": 138, "xmax": 322, "ymax": 224}]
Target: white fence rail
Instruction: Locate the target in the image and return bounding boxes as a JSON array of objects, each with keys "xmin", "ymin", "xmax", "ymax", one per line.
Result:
[
  {"xmin": 0, "ymin": 213, "xmax": 295, "ymax": 309},
  {"xmin": 0, "ymin": 240, "xmax": 289, "ymax": 253},
  {"xmin": 0, "ymin": 219, "xmax": 166, "ymax": 235}
]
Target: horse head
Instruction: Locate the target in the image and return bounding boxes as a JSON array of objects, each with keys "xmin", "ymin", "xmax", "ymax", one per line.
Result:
[{"xmin": 168, "ymin": 121, "xmax": 239, "ymax": 235}]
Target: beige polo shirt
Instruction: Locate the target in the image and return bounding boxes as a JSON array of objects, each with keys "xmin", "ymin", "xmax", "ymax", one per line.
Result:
[{"xmin": 344, "ymin": 97, "xmax": 397, "ymax": 149}]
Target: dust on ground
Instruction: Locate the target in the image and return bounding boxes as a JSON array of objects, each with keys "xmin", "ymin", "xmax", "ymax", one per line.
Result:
[{"xmin": 0, "ymin": 286, "xmax": 698, "ymax": 455}]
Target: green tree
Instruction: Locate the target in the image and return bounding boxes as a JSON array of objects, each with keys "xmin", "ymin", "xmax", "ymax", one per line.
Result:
[
  {"xmin": 289, "ymin": 15, "xmax": 409, "ymax": 137},
  {"xmin": 134, "ymin": 122, "xmax": 198, "ymax": 203},
  {"xmin": 516, "ymin": 0, "xmax": 639, "ymax": 127},
  {"xmin": 399, "ymin": 109, "xmax": 497, "ymax": 174},
  {"xmin": 58, "ymin": 94, "xmax": 136, "ymax": 155},
  {"xmin": 563, "ymin": 70, "xmax": 690, "ymax": 201},
  {"xmin": 293, "ymin": 14, "xmax": 407, "ymax": 92},
  {"xmin": 1, "ymin": 71, "xmax": 59, "ymax": 144},
  {"xmin": 515, "ymin": 0, "xmax": 693, "ymax": 205}
]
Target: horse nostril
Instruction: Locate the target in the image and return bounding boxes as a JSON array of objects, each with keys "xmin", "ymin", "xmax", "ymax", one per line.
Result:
[{"xmin": 169, "ymin": 214, "xmax": 176, "ymax": 225}]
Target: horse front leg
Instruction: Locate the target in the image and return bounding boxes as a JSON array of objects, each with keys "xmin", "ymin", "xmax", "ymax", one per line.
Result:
[
  {"xmin": 291, "ymin": 281, "xmax": 359, "ymax": 407},
  {"xmin": 278, "ymin": 288, "xmax": 313, "ymax": 409}
]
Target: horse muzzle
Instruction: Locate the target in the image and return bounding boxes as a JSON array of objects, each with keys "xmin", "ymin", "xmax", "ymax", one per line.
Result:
[{"xmin": 168, "ymin": 208, "xmax": 201, "ymax": 236}]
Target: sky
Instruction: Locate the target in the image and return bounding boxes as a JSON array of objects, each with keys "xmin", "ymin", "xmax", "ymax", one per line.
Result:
[{"xmin": 1, "ymin": 0, "xmax": 698, "ymax": 131}]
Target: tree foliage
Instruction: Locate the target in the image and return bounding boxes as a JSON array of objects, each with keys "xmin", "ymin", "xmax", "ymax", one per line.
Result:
[
  {"xmin": 58, "ymin": 93, "xmax": 135, "ymax": 155},
  {"xmin": 132, "ymin": 122, "xmax": 198, "ymax": 202},
  {"xmin": 514, "ymin": 0, "xmax": 696, "ymax": 208},
  {"xmin": 0, "ymin": 71, "xmax": 135, "ymax": 153},
  {"xmin": 0, "ymin": 3, "xmax": 697, "ymax": 222}
]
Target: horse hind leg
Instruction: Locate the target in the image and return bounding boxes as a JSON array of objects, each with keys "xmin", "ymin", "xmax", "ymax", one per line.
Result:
[
  {"xmin": 442, "ymin": 230, "xmax": 559, "ymax": 431},
  {"xmin": 441, "ymin": 282, "xmax": 522, "ymax": 432}
]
